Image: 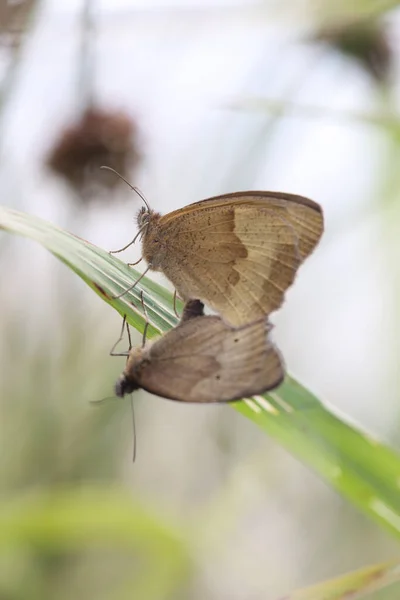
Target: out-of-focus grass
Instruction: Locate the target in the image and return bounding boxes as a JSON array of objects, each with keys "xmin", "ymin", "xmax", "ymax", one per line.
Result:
[
  {"xmin": 0, "ymin": 487, "xmax": 190, "ymax": 600},
  {"xmin": 0, "ymin": 308, "xmax": 192, "ymax": 600}
]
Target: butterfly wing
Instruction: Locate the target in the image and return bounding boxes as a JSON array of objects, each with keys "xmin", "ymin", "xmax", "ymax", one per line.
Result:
[
  {"xmin": 136, "ymin": 316, "xmax": 284, "ymax": 403},
  {"xmin": 146, "ymin": 192, "xmax": 323, "ymax": 326}
]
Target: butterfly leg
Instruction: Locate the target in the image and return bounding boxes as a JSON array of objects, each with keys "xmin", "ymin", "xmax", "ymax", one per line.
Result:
[
  {"xmin": 126, "ymin": 320, "xmax": 133, "ymax": 351},
  {"xmin": 128, "ymin": 257, "xmax": 143, "ymax": 267},
  {"xmin": 173, "ymin": 289, "xmax": 179, "ymax": 318},
  {"xmin": 110, "ymin": 315, "xmax": 130, "ymax": 357},
  {"xmin": 112, "ymin": 266, "xmax": 150, "ymax": 299},
  {"xmin": 139, "ymin": 290, "xmax": 150, "ymax": 347},
  {"xmin": 173, "ymin": 290, "xmax": 187, "ymax": 318},
  {"xmin": 109, "ymin": 238, "xmax": 136, "ymax": 254},
  {"xmin": 109, "ymin": 223, "xmax": 148, "ymax": 256}
]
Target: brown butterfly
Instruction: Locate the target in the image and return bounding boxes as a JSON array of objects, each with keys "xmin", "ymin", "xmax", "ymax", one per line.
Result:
[
  {"xmin": 112, "ymin": 188, "xmax": 323, "ymax": 327},
  {"xmin": 114, "ymin": 299, "xmax": 284, "ymax": 403}
]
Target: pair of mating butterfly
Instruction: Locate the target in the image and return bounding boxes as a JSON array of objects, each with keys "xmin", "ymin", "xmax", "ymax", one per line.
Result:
[{"xmin": 110, "ymin": 181, "xmax": 324, "ymax": 404}]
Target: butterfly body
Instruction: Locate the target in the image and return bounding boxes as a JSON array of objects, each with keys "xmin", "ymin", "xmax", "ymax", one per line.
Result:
[
  {"xmin": 115, "ymin": 347, "xmax": 150, "ymax": 397},
  {"xmin": 114, "ymin": 306, "xmax": 284, "ymax": 404},
  {"xmin": 137, "ymin": 191, "xmax": 324, "ymax": 326}
]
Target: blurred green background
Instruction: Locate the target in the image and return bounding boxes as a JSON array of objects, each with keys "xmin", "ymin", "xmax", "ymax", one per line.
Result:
[{"xmin": 1, "ymin": 0, "xmax": 400, "ymax": 598}]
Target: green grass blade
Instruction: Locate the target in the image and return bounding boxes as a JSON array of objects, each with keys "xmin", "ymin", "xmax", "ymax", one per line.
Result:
[
  {"xmin": 0, "ymin": 205, "xmax": 182, "ymax": 337},
  {"xmin": 280, "ymin": 559, "xmax": 400, "ymax": 600},
  {"xmin": 1, "ymin": 206, "xmax": 400, "ymax": 539}
]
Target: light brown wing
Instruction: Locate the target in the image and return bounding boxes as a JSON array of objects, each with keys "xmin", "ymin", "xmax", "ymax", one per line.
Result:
[
  {"xmin": 136, "ymin": 316, "xmax": 284, "ymax": 403},
  {"xmin": 150, "ymin": 192, "xmax": 323, "ymax": 326}
]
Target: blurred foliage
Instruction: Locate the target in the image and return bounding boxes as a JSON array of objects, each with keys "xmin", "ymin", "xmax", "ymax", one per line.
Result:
[
  {"xmin": 0, "ymin": 299, "xmax": 191, "ymax": 600},
  {"xmin": 0, "ymin": 487, "xmax": 190, "ymax": 600},
  {"xmin": 282, "ymin": 560, "xmax": 400, "ymax": 600},
  {"xmin": 0, "ymin": 0, "xmax": 37, "ymax": 49},
  {"xmin": 313, "ymin": 19, "xmax": 392, "ymax": 83},
  {"xmin": 307, "ymin": 0, "xmax": 400, "ymax": 27}
]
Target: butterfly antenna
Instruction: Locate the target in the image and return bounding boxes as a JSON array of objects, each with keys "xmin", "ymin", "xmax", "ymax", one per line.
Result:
[
  {"xmin": 112, "ymin": 266, "xmax": 151, "ymax": 300},
  {"xmin": 130, "ymin": 395, "xmax": 137, "ymax": 462},
  {"xmin": 140, "ymin": 290, "xmax": 149, "ymax": 347},
  {"xmin": 100, "ymin": 166, "xmax": 151, "ymax": 211},
  {"xmin": 132, "ymin": 187, "xmax": 150, "ymax": 212},
  {"xmin": 90, "ymin": 396, "xmax": 117, "ymax": 405}
]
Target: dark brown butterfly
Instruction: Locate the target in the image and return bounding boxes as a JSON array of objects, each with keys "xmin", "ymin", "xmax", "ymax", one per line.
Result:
[{"xmin": 114, "ymin": 300, "xmax": 284, "ymax": 403}]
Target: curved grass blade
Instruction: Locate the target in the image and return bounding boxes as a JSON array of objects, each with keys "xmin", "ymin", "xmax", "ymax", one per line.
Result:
[
  {"xmin": 1, "ymin": 206, "xmax": 400, "ymax": 539},
  {"xmin": 279, "ymin": 559, "xmax": 400, "ymax": 600},
  {"xmin": 0, "ymin": 206, "xmax": 183, "ymax": 338}
]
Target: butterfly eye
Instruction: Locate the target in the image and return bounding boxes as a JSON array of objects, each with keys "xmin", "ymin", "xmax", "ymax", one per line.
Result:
[{"xmin": 136, "ymin": 207, "xmax": 150, "ymax": 228}]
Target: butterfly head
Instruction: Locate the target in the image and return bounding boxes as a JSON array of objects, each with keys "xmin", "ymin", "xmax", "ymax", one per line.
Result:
[
  {"xmin": 114, "ymin": 373, "xmax": 139, "ymax": 397},
  {"xmin": 136, "ymin": 206, "xmax": 153, "ymax": 230},
  {"xmin": 115, "ymin": 347, "xmax": 147, "ymax": 398}
]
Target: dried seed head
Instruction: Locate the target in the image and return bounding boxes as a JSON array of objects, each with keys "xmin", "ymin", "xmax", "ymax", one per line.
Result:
[
  {"xmin": 314, "ymin": 20, "xmax": 392, "ymax": 84},
  {"xmin": 46, "ymin": 106, "xmax": 142, "ymax": 201}
]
